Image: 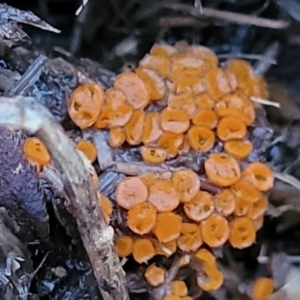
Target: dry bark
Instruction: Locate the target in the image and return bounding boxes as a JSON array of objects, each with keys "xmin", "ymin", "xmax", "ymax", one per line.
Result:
[{"xmin": 0, "ymin": 96, "xmax": 129, "ymax": 300}]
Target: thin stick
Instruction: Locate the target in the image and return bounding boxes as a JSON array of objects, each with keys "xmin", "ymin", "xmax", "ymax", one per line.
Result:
[
  {"xmin": 218, "ymin": 53, "xmax": 277, "ymax": 64},
  {"xmin": 0, "ymin": 96, "xmax": 129, "ymax": 300},
  {"xmin": 250, "ymin": 96, "xmax": 281, "ymax": 108},
  {"xmin": 274, "ymin": 172, "xmax": 300, "ymax": 192},
  {"xmin": 164, "ymin": 3, "xmax": 290, "ymax": 29}
]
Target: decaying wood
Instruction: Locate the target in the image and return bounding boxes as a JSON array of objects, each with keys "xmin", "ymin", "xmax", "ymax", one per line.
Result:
[{"xmin": 0, "ymin": 96, "xmax": 129, "ymax": 300}]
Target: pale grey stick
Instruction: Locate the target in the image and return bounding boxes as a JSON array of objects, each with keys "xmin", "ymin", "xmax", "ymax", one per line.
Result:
[{"xmin": 0, "ymin": 96, "xmax": 129, "ymax": 300}]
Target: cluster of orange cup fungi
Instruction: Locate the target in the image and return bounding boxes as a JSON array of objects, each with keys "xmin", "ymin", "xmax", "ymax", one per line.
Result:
[
  {"xmin": 67, "ymin": 42, "xmax": 274, "ymax": 295},
  {"xmin": 114, "ymin": 160, "xmax": 273, "ymax": 293},
  {"xmin": 67, "ymin": 42, "xmax": 267, "ymax": 165}
]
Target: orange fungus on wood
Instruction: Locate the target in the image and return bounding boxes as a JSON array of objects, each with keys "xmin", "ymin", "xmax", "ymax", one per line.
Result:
[
  {"xmin": 153, "ymin": 212, "xmax": 182, "ymax": 243},
  {"xmin": 172, "ymin": 169, "xmax": 201, "ymax": 203},
  {"xmin": 144, "ymin": 263, "xmax": 166, "ymax": 287},
  {"xmin": 132, "ymin": 238, "xmax": 155, "ymax": 263},
  {"xmin": 127, "ymin": 202, "xmax": 157, "ymax": 235},
  {"xmin": 23, "ymin": 137, "xmax": 51, "ymax": 166},
  {"xmin": 204, "ymin": 153, "xmax": 241, "ymax": 187},
  {"xmin": 184, "ymin": 191, "xmax": 215, "ymax": 222},
  {"xmin": 68, "ymin": 83, "xmax": 104, "ymax": 129},
  {"xmin": 229, "ymin": 216, "xmax": 256, "ymax": 249},
  {"xmin": 200, "ymin": 213, "xmax": 229, "ymax": 248},
  {"xmin": 116, "ymin": 176, "xmax": 148, "ymax": 210},
  {"xmin": 148, "ymin": 180, "xmax": 180, "ymax": 212},
  {"xmin": 76, "ymin": 139, "xmax": 97, "ymax": 163},
  {"xmin": 114, "ymin": 72, "xmax": 150, "ymax": 109},
  {"xmin": 187, "ymin": 126, "xmax": 215, "ymax": 152}
]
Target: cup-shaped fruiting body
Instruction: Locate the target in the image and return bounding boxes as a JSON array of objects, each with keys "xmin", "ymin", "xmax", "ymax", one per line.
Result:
[
  {"xmin": 76, "ymin": 139, "xmax": 97, "ymax": 163},
  {"xmin": 229, "ymin": 216, "xmax": 256, "ymax": 249},
  {"xmin": 114, "ymin": 72, "xmax": 150, "ymax": 109},
  {"xmin": 68, "ymin": 83, "xmax": 104, "ymax": 129},
  {"xmin": 224, "ymin": 139, "xmax": 253, "ymax": 160},
  {"xmin": 139, "ymin": 53, "xmax": 170, "ymax": 77},
  {"xmin": 144, "ymin": 263, "xmax": 166, "ymax": 287},
  {"xmin": 161, "ymin": 107, "xmax": 190, "ymax": 134},
  {"xmin": 153, "ymin": 212, "xmax": 182, "ymax": 243},
  {"xmin": 186, "ymin": 45, "xmax": 218, "ymax": 68},
  {"xmin": 192, "ymin": 109, "xmax": 218, "ymax": 129},
  {"xmin": 154, "ymin": 240, "xmax": 177, "ymax": 257},
  {"xmin": 125, "ymin": 110, "xmax": 145, "ymax": 145},
  {"xmin": 184, "ymin": 191, "xmax": 215, "ymax": 222},
  {"xmin": 177, "ymin": 223, "xmax": 202, "ymax": 252},
  {"xmin": 132, "ymin": 238, "xmax": 155, "ymax": 263},
  {"xmin": 172, "ymin": 169, "xmax": 201, "ymax": 203},
  {"xmin": 105, "ymin": 88, "xmax": 126, "ymax": 108},
  {"xmin": 150, "ymin": 43, "xmax": 178, "ymax": 57},
  {"xmin": 141, "ymin": 146, "xmax": 167, "ymax": 165},
  {"xmin": 168, "ymin": 93, "xmax": 197, "ymax": 118},
  {"xmin": 168, "ymin": 54, "xmax": 204, "ymax": 81},
  {"xmin": 195, "ymin": 93, "xmax": 215, "ymax": 110},
  {"xmin": 217, "ymin": 116, "xmax": 247, "ymax": 141},
  {"xmin": 115, "ymin": 176, "xmax": 148, "ymax": 210},
  {"xmin": 204, "ymin": 68, "xmax": 233, "ymax": 100},
  {"xmin": 142, "ymin": 112, "xmax": 163, "ymax": 145},
  {"xmin": 204, "ymin": 153, "xmax": 241, "ymax": 187},
  {"xmin": 159, "ymin": 132, "xmax": 184, "ymax": 158},
  {"xmin": 127, "ymin": 202, "xmax": 157, "ymax": 235},
  {"xmin": 98, "ymin": 192, "xmax": 113, "ymax": 223},
  {"xmin": 231, "ymin": 180, "xmax": 261, "ymax": 203},
  {"xmin": 148, "ymin": 180, "xmax": 180, "ymax": 212},
  {"xmin": 225, "ymin": 59, "xmax": 265, "ymax": 98},
  {"xmin": 251, "ymin": 277, "xmax": 274, "ymax": 300},
  {"xmin": 195, "ymin": 248, "xmax": 224, "ymax": 291},
  {"xmin": 215, "ymin": 93, "xmax": 255, "ymax": 126},
  {"xmin": 109, "ymin": 127, "xmax": 126, "ymax": 147},
  {"xmin": 187, "ymin": 126, "xmax": 215, "ymax": 152},
  {"xmin": 115, "ymin": 235, "xmax": 134, "ymax": 257},
  {"xmin": 95, "ymin": 103, "xmax": 133, "ymax": 129},
  {"xmin": 247, "ymin": 195, "xmax": 268, "ymax": 220},
  {"xmin": 200, "ymin": 213, "xmax": 230, "ymax": 248},
  {"xmin": 23, "ymin": 137, "xmax": 51, "ymax": 167},
  {"xmin": 136, "ymin": 67, "xmax": 166, "ymax": 101},
  {"xmin": 174, "ymin": 76, "xmax": 205, "ymax": 95},
  {"xmin": 214, "ymin": 189, "xmax": 236, "ymax": 216},
  {"xmin": 242, "ymin": 162, "xmax": 274, "ymax": 192},
  {"xmin": 171, "ymin": 280, "xmax": 188, "ymax": 297},
  {"xmin": 234, "ymin": 197, "xmax": 253, "ymax": 217}
]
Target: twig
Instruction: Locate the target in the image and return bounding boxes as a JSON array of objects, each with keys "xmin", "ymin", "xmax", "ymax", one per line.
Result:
[
  {"xmin": 6, "ymin": 54, "xmax": 47, "ymax": 97},
  {"xmin": 258, "ymin": 255, "xmax": 300, "ymax": 264},
  {"xmin": 163, "ymin": 3, "xmax": 290, "ymax": 29},
  {"xmin": 254, "ymin": 41, "xmax": 279, "ymax": 76},
  {"xmin": 0, "ymin": 96, "xmax": 129, "ymax": 300},
  {"xmin": 90, "ymin": 130, "xmax": 114, "ymax": 170},
  {"xmin": 250, "ymin": 97, "xmax": 281, "ymax": 108},
  {"xmin": 274, "ymin": 172, "xmax": 300, "ymax": 191},
  {"xmin": 218, "ymin": 53, "xmax": 277, "ymax": 64},
  {"xmin": 159, "ymin": 16, "xmax": 208, "ymax": 27}
]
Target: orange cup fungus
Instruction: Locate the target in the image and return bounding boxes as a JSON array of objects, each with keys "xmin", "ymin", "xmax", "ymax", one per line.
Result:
[
  {"xmin": 23, "ymin": 137, "xmax": 51, "ymax": 167},
  {"xmin": 66, "ymin": 42, "xmax": 274, "ymax": 295},
  {"xmin": 251, "ymin": 277, "xmax": 274, "ymax": 300},
  {"xmin": 195, "ymin": 248, "xmax": 224, "ymax": 291},
  {"xmin": 68, "ymin": 83, "xmax": 104, "ymax": 129},
  {"xmin": 144, "ymin": 263, "xmax": 166, "ymax": 287},
  {"xmin": 75, "ymin": 139, "xmax": 97, "ymax": 163},
  {"xmin": 115, "ymin": 176, "xmax": 148, "ymax": 210},
  {"xmin": 115, "ymin": 235, "xmax": 134, "ymax": 257},
  {"xmin": 132, "ymin": 238, "xmax": 155, "ymax": 263}
]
